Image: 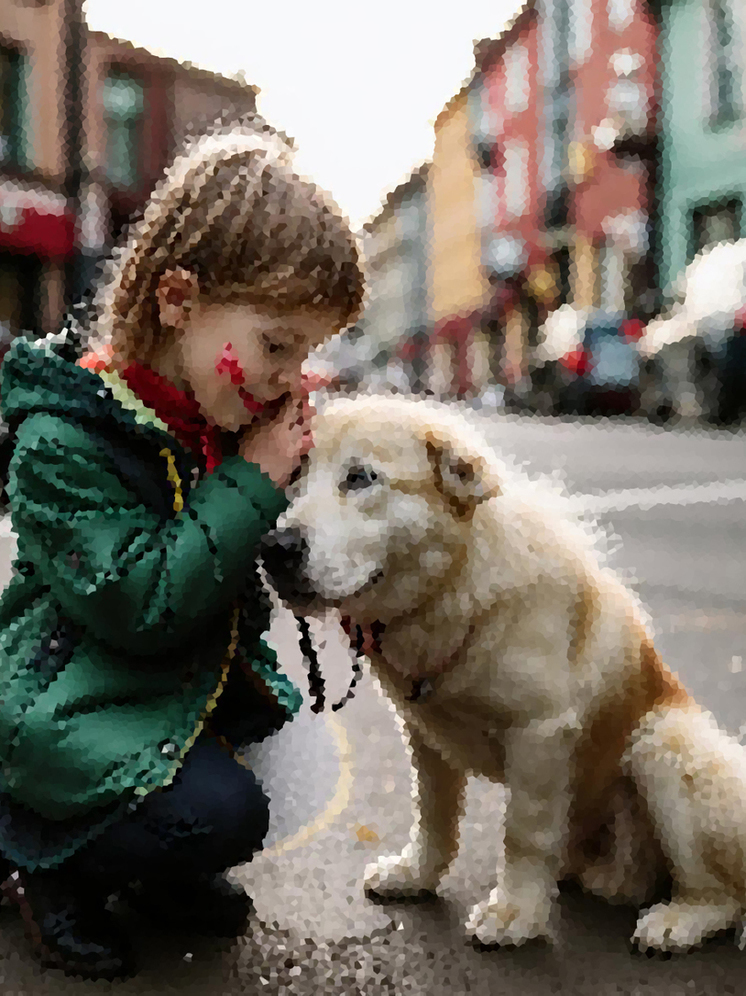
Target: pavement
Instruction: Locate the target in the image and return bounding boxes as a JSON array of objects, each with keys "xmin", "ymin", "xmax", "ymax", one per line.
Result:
[{"xmin": 0, "ymin": 408, "xmax": 745, "ymax": 994}]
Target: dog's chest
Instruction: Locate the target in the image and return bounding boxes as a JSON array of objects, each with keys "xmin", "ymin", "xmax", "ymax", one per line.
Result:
[{"xmin": 371, "ymin": 656, "xmax": 510, "ymax": 779}]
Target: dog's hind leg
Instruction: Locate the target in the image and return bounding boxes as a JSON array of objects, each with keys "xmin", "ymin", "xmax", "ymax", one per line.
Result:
[
  {"xmin": 575, "ymin": 777, "xmax": 665, "ymax": 906},
  {"xmin": 626, "ymin": 706, "xmax": 746, "ymax": 952},
  {"xmin": 364, "ymin": 729, "xmax": 466, "ymax": 897}
]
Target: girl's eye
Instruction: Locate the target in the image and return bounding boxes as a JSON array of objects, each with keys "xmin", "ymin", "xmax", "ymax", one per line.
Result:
[
  {"xmin": 264, "ymin": 338, "xmax": 286, "ymax": 355},
  {"xmin": 341, "ymin": 466, "xmax": 379, "ymax": 493}
]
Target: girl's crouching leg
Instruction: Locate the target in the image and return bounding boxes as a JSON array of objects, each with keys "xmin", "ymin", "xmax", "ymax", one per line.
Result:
[
  {"xmin": 67, "ymin": 735, "xmax": 271, "ymax": 937},
  {"xmin": 75, "ymin": 733, "xmax": 271, "ymax": 886}
]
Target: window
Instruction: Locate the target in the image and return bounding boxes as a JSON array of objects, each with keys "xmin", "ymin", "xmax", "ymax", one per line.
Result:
[
  {"xmin": 0, "ymin": 43, "xmax": 30, "ymax": 171},
  {"xmin": 690, "ymin": 198, "xmax": 741, "ymax": 260},
  {"xmin": 541, "ymin": 0, "xmax": 575, "ymax": 227},
  {"xmin": 599, "ymin": 243, "xmax": 626, "ymax": 313},
  {"xmin": 544, "ymin": 184, "xmax": 571, "ymax": 230},
  {"xmin": 569, "ymin": 0, "xmax": 593, "ymax": 65},
  {"xmin": 469, "ymin": 80, "xmax": 500, "ymax": 153},
  {"xmin": 504, "ymin": 42, "xmax": 530, "ymax": 114},
  {"xmin": 546, "ymin": 247, "xmax": 571, "ymax": 307},
  {"xmin": 503, "ymin": 141, "xmax": 530, "ymax": 218},
  {"xmin": 706, "ymin": 0, "xmax": 740, "ymax": 127},
  {"xmin": 607, "ymin": 0, "xmax": 635, "ymax": 32},
  {"xmin": 395, "ymin": 196, "xmax": 424, "ymax": 243},
  {"xmin": 476, "ymin": 170, "xmax": 500, "ymax": 229},
  {"xmin": 103, "ymin": 73, "xmax": 145, "ymax": 190}
]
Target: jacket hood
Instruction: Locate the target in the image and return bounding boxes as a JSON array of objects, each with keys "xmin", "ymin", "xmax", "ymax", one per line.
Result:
[{"xmin": 1, "ymin": 335, "xmax": 153, "ymax": 435}]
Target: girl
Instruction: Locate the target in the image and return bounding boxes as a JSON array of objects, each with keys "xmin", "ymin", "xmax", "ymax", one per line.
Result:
[{"xmin": 0, "ymin": 120, "xmax": 364, "ymax": 979}]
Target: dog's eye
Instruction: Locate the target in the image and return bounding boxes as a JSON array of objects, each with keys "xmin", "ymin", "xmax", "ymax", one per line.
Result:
[{"xmin": 341, "ymin": 466, "xmax": 378, "ymax": 493}]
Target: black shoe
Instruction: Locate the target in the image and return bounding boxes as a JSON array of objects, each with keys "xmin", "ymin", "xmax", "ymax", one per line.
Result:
[
  {"xmin": 0, "ymin": 855, "xmax": 12, "ymax": 887},
  {"xmin": 2, "ymin": 868, "xmax": 134, "ymax": 980},
  {"xmin": 126, "ymin": 873, "xmax": 254, "ymax": 938}
]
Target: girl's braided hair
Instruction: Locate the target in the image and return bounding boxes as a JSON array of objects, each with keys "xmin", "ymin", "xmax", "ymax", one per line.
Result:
[{"xmin": 94, "ymin": 115, "xmax": 364, "ymax": 366}]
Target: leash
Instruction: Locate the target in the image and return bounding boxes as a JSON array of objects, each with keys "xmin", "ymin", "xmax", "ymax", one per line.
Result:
[{"xmin": 295, "ymin": 616, "xmax": 364, "ymax": 713}]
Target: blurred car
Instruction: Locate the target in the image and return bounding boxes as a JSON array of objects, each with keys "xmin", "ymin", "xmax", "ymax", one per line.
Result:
[
  {"xmin": 715, "ymin": 318, "xmax": 746, "ymax": 424},
  {"xmin": 573, "ymin": 313, "xmax": 645, "ymax": 416},
  {"xmin": 637, "ymin": 311, "xmax": 702, "ymax": 422},
  {"xmin": 528, "ymin": 304, "xmax": 588, "ymax": 415},
  {"xmin": 637, "ymin": 240, "xmax": 746, "ymax": 425},
  {"xmin": 529, "ymin": 307, "xmax": 644, "ymax": 417}
]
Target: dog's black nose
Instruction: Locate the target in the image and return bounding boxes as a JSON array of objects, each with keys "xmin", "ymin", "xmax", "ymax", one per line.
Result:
[{"xmin": 259, "ymin": 527, "xmax": 310, "ymax": 597}]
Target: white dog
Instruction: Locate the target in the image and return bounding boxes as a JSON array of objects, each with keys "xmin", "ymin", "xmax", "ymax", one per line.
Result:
[{"xmin": 260, "ymin": 395, "xmax": 746, "ymax": 953}]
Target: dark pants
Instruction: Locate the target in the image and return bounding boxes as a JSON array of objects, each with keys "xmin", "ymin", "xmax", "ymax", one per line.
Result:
[
  {"xmin": 2, "ymin": 664, "xmax": 278, "ymax": 898},
  {"xmin": 60, "ymin": 735, "xmax": 270, "ymax": 895}
]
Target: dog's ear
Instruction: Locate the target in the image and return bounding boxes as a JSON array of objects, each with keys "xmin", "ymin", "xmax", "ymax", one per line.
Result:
[{"xmin": 425, "ymin": 431, "xmax": 500, "ymax": 517}]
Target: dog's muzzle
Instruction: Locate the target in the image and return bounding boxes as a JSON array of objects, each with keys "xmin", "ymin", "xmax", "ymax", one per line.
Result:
[{"xmin": 259, "ymin": 526, "xmax": 316, "ymax": 604}]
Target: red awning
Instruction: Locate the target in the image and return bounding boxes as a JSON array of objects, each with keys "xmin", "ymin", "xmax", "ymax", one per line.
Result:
[{"xmin": 0, "ymin": 183, "xmax": 75, "ymax": 260}]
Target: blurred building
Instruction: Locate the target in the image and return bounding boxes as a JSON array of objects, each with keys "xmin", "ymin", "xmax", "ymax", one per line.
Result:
[
  {"xmin": 474, "ymin": 4, "xmax": 548, "ymax": 397},
  {"xmin": 422, "ymin": 0, "xmax": 660, "ymax": 398},
  {"xmin": 359, "ymin": 167, "xmax": 429, "ymax": 393},
  {"xmin": 565, "ymin": 0, "xmax": 659, "ymax": 318},
  {"xmin": 653, "ymin": 0, "xmax": 746, "ymax": 296},
  {"xmin": 0, "ymin": 0, "xmax": 75, "ymax": 336},
  {"xmin": 0, "ymin": 0, "xmax": 258, "ymax": 337},
  {"xmin": 426, "ymin": 86, "xmax": 491, "ymax": 399}
]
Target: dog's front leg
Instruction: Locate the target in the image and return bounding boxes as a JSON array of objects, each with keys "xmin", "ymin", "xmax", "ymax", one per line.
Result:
[
  {"xmin": 466, "ymin": 710, "xmax": 580, "ymax": 947},
  {"xmin": 364, "ymin": 729, "xmax": 466, "ymax": 897}
]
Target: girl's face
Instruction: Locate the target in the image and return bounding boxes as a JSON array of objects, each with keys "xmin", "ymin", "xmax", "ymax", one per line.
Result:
[{"xmin": 174, "ymin": 300, "xmax": 337, "ymax": 431}]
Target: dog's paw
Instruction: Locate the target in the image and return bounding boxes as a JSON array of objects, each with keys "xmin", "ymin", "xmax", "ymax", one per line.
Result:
[
  {"xmin": 632, "ymin": 899, "xmax": 741, "ymax": 954},
  {"xmin": 363, "ymin": 852, "xmax": 441, "ymax": 898},
  {"xmin": 465, "ymin": 894, "xmax": 553, "ymax": 948}
]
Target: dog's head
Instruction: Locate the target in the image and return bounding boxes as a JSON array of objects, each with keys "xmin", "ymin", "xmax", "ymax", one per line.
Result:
[{"xmin": 259, "ymin": 397, "xmax": 501, "ymax": 618}]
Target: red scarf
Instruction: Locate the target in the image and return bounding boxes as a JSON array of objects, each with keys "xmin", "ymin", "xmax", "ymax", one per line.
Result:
[{"xmin": 121, "ymin": 362, "xmax": 225, "ymax": 475}]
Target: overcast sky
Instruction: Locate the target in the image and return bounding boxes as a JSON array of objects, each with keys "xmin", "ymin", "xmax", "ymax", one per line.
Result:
[{"xmin": 83, "ymin": 0, "xmax": 524, "ymax": 229}]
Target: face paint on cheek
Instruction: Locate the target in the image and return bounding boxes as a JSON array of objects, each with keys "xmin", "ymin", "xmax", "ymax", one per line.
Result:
[{"xmin": 214, "ymin": 341, "xmax": 266, "ymax": 417}]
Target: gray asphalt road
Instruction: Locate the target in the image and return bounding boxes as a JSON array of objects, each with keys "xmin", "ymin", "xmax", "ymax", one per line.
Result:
[{"xmin": 0, "ymin": 411, "xmax": 745, "ymax": 995}]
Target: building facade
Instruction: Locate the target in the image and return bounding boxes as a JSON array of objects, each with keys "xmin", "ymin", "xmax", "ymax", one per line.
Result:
[
  {"xmin": 80, "ymin": 32, "xmax": 258, "ymax": 312},
  {"xmin": 354, "ymin": 0, "xmax": 668, "ymax": 401},
  {"xmin": 654, "ymin": 0, "xmax": 746, "ymax": 297},
  {"xmin": 427, "ymin": 87, "xmax": 490, "ymax": 398},
  {"xmin": 357, "ymin": 169, "xmax": 429, "ymax": 392},
  {"xmin": 472, "ymin": 0, "xmax": 660, "ymax": 392},
  {"xmin": 0, "ymin": 0, "xmax": 76, "ymax": 336},
  {"xmin": 0, "ymin": 0, "xmax": 258, "ymax": 338},
  {"xmin": 564, "ymin": 0, "xmax": 659, "ymax": 317},
  {"xmin": 475, "ymin": 5, "xmax": 550, "ymax": 395}
]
